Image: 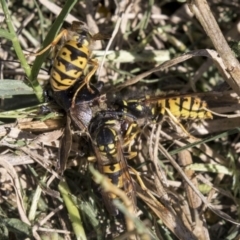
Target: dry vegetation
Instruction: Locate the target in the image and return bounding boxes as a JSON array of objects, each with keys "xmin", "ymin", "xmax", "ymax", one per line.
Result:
[{"xmin": 1, "ymin": 0, "xmax": 240, "ymax": 239}]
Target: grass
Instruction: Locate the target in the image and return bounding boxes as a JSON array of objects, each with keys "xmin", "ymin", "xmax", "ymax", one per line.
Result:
[{"xmin": 0, "ymin": 0, "xmax": 240, "ymax": 239}]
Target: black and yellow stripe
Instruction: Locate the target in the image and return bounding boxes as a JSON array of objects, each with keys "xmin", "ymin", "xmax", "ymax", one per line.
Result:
[
  {"xmin": 102, "ymin": 163, "xmax": 123, "ymax": 199},
  {"xmin": 153, "ymin": 97, "xmax": 213, "ymax": 120},
  {"xmin": 89, "ymin": 114, "xmax": 136, "ymax": 215},
  {"xmin": 116, "ymin": 95, "xmax": 213, "ymax": 121},
  {"xmin": 50, "ymin": 35, "xmax": 91, "ymax": 91}
]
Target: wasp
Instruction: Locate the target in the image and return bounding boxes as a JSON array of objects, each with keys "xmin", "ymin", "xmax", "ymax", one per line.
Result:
[
  {"xmin": 33, "ymin": 21, "xmax": 108, "ymax": 92},
  {"xmin": 88, "ymin": 113, "xmax": 136, "ymax": 216},
  {"xmin": 114, "ymin": 94, "xmax": 213, "ymax": 139},
  {"xmin": 115, "ymin": 94, "xmax": 213, "ymax": 122}
]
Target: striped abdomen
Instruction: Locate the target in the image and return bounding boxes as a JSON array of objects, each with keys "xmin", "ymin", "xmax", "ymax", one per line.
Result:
[{"xmin": 50, "ymin": 40, "xmax": 90, "ymax": 91}]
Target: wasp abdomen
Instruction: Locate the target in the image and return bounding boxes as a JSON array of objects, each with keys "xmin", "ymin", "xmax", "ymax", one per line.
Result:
[
  {"xmin": 50, "ymin": 40, "xmax": 90, "ymax": 91},
  {"xmin": 89, "ymin": 115, "xmax": 136, "ymax": 216},
  {"xmin": 103, "ymin": 163, "xmax": 123, "ymax": 187},
  {"xmin": 155, "ymin": 97, "xmax": 213, "ymax": 119}
]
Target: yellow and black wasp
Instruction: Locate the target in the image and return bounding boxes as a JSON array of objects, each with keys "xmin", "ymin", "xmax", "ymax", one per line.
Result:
[
  {"xmin": 111, "ymin": 93, "xmax": 214, "ymax": 146},
  {"xmin": 33, "ymin": 21, "xmax": 108, "ymax": 92},
  {"xmin": 88, "ymin": 112, "xmax": 137, "ymax": 216},
  {"xmin": 115, "ymin": 94, "xmax": 213, "ymax": 122}
]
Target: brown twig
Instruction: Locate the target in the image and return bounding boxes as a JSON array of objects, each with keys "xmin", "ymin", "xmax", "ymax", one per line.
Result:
[{"xmin": 188, "ymin": 0, "xmax": 240, "ymax": 95}]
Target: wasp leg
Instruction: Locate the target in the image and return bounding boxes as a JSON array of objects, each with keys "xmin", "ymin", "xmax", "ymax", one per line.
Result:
[
  {"xmin": 129, "ymin": 166, "xmax": 147, "ymax": 191},
  {"xmin": 30, "ymin": 29, "xmax": 68, "ymax": 56},
  {"xmin": 87, "ymin": 155, "xmax": 97, "ymax": 162},
  {"xmin": 129, "ymin": 166, "xmax": 166, "ymax": 209},
  {"xmin": 164, "ymin": 107, "xmax": 195, "ymax": 139},
  {"xmin": 71, "ymin": 81, "xmax": 86, "ymax": 108},
  {"xmin": 123, "ymin": 127, "xmax": 140, "ymax": 147},
  {"xmin": 125, "ymin": 151, "xmax": 138, "ymax": 160},
  {"xmin": 71, "ymin": 59, "xmax": 99, "ymax": 107}
]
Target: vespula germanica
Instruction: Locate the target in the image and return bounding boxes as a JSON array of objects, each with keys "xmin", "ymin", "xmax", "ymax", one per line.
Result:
[
  {"xmin": 116, "ymin": 94, "xmax": 213, "ymax": 122},
  {"xmin": 88, "ymin": 113, "xmax": 136, "ymax": 216},
  {"xmin": 33, "ymin": 21, "xmax": 108, "ymax": 92}
]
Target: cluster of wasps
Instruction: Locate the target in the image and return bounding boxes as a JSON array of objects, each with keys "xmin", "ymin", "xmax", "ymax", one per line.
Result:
[{"xmin": 35, "ymin": 21, "xmax": 213, "ymax": 224}]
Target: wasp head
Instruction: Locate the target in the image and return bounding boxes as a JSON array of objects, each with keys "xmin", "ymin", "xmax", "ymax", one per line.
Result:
[{"xmin": 71, "ymin": 21, "xmax": 93, "ymax": 46}]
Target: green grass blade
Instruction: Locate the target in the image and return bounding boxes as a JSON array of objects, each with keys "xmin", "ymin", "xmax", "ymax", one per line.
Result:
[
  {"xmin": 0, "ymin": 0, "xmax": 43, "ymax": 102},
  {"xmin": 58, "ymin": 180, "xmax": 87, "ymax": 240}
]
